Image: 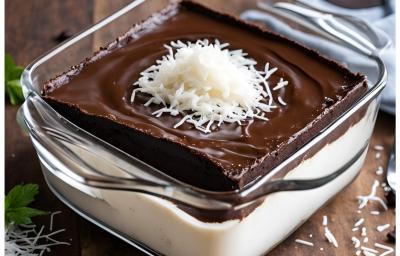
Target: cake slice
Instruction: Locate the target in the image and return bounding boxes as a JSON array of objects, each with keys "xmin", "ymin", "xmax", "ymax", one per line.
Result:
[{"xmin": 42, "ymin": 1, "xmax": 367, "ymax": 191}]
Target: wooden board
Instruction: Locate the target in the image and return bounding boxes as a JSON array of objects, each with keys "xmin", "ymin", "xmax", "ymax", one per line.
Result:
[{"xmin": 5, "ymin": 0, "xmax": 395, "ymax": 255}]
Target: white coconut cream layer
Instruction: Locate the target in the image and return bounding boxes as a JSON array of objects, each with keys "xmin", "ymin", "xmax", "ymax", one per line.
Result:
[{"xmin": 42, "ymin": 102, "xmax": 377, "ymax": 256}]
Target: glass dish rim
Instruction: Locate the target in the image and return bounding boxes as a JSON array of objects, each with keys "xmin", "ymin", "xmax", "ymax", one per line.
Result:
[{"xmin": 19, "ymin": 0, "xmax": 388, "ymax": 208}]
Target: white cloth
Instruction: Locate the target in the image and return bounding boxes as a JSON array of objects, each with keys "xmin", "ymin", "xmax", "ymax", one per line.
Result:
[{"xmin": 241, "ymin": 0, "xmax": 395, "ymax": 114}]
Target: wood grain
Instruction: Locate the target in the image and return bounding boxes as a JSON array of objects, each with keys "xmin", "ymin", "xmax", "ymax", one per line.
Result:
[
  {"xmin": 5, "ymin": 0, "xmax": 395, "ymax": 255},
  {"xmin": 5, "ymin": 1, "xmax": 94, "ymax": 255},
  {"xmin": 270, "ymin": 112, "xmax": 396, "ymax": 255}
]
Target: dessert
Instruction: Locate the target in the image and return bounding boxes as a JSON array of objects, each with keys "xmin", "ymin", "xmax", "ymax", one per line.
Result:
[
  {"xmin": 33, "ymin": 1, "xmax": 380, "ymax": 255},
  {"xmin": 42, "ymin": 1, "xmax": 367, "ymax": 192}
]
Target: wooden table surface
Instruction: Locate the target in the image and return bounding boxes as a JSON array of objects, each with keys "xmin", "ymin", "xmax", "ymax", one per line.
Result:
[{"xmin": 5, "ymin": 0, "xmax": 395, "ymax": 255}]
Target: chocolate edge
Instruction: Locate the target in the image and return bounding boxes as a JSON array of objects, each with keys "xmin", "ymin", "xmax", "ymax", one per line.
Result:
[{"xmin": 41, "ymin": 0, "xmax": 370, "ymax": 222}]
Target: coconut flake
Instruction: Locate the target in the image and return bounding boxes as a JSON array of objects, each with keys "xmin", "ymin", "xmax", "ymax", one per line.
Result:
[
  {"xmin": 272, "ymin": 78, "xmax": 289, "ymax": 90},
  {"xmin": 5, "ymin": 211, "xmax": 69, "ymax": 256},
  {"xmin": 362, "ymin": 227, "xmax": 367, "ymax": 237},
  {"xmin": 352, "ymin": 236, "xmax": 361, "ymax": 248},
  {"xmin": 131, "ymin": 39, "xmax": 284, "ymax": 133},
  {"xmin": 379, "ymin": 250, "xmax": 394, "ymax": 256},
  {"xmin": 264, "ymin": 63, "xmax": 278, "ymax": 79},
  {"xmin": 5, "ymin": 224, "xmax": 69, "ymax": 256},
  {"xmin": 354, "ymin": 218, "xmax": 365, "ymax": 227},
  {"xmin": 322, "ymin": 215, "xmax": 328, "ymax": 226},
  {"xmin": 324, "ymin": 227, "xmax": 338, "ymax": 248},
  {"xmin": 361, "ymin": 246, "xmax": 379, "ymax": 254},
  {"xmin": 376, "ymin": 224, "xmax": 390, "ymax": 232},
  {"xmin": 357, "ymin": 180, "xmax": 388, "ymax": 211},
  {"xmin": 277, "ymin": 96, "xmax": 287, "ymax": 106},
  {"xmin": 295, "ymin": 239, "xmax": 314, "ymax": 247},
  {"xmin": 362, "ymin": 250, "xmax": 377, "ymax": 256},
  {"xmin": 376, "ymin": 166, "xmax": 384, "ymax": 175},
  {"xmin": 374, "ymin": 243, "xmax": 394, "ymax": 256},
  {"xmin": 49, "ymin": 211, "xmax": 62, "ymax": 231}
]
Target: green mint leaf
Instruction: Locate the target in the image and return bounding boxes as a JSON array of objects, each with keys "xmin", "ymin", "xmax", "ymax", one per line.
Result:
[
  {"xmin": 5, "ymin": 53, "xmax": 15, "ymax": 82},
  {"xmin": 10, "ymin": 66, "xmax": 24, "ymax": 81},
  {"xmin": 5, "ymin": 184, "xmax": 49, "ymax": 226},
  {"xmin": 6, "ymin": 80, "xmax": 24, "ymax": 106},
  {"xmin": 5, "ymin": 53, "xmax": 25, "ymax": 105},
  {"xmin": 6, "ymin": 207, "xmax": 49, "ymax": 225},
  {"xmin": 5, "ymin": 184, "xmax": 39, "ymax": 210}
]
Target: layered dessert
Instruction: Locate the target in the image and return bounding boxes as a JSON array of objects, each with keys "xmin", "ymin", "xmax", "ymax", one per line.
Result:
[
  {"xmin": 43, "ymin": 1, "xmax": 366, "ymax": 191},
  {"xmin": 39, "ymin": 1, "xmax": 376, "ymax": 255}
]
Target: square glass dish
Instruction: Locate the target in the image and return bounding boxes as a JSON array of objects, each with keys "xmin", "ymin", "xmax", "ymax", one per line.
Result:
[{"xmin": 17, "ymin": 0, "xmax": 387, "ymax": 255}]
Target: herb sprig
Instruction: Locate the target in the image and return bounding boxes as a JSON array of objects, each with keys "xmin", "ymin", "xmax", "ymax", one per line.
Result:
[
  {"xmin": 5, "ymin": 53, "xmax": 25, "ymax": 105},
  {"xmin": 5, "ymin": 184, "xmax": 49, "ymax": 226}
]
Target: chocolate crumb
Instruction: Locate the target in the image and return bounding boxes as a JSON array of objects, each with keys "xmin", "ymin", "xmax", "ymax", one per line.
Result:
[
  {"xmin": 53, "ymin": 30, "xmax": 72, "ymax": 43},
  {"xmin": 324, "ymin": 97, "xmax": 335, "ymax": 107},
  {"xmin": 341, "ymin": 85, "xmax": 352, "ymax": 92},
  {"xmin": 335, "ymin": 95, "xmax": 343, "ymax": 101},
  {"xmin": 387, "ymin": 226, "xmax": 396, "ymax": 243}
]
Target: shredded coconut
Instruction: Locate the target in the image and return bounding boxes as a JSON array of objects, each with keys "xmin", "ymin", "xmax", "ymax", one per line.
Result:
[
  {"xmin": 131, "ymin": 39, "xmax": 287, "ymax": 133},
  {"xmin": 295, "ymin": 239, "xmax": 314, "ymax": 247},
  {"xmin": 379, "ymin": 250, "xmax": 394, "ymax": 256},
  {"xmin": 324, "ymin": 226, "xmax": 338, "ymax": 248},
  {"xmin": 354, "ymin": 218, "xmax": 365, "ymax": 227},
  {"xmin": 375, "ymin": 166, "xmax": 384, "ymax": 176},
  {"xmin": 376, "ymin": 224, "xmax": 390, "ymax": 232},
  {"xmin": 5, "ymin": 211, "xmax": 68, "ymax": 255},
  {"xmin": 374, "ymin": 145, "xmax": 384, "ymax": 151},
  {"xmin": 322, "ymin": 215, "xmax": 328, "ymax": 226},
  {"xmin": 49, "ymin": 211, "xmax": 62, "ymax": 232},
  {"xmin": 277, "ymin": 96, "xmax": 287, "ymax": 106},
  {"xmin": 272, "ymin": 78, "xmax": 288, "ymax": 90},
  {"xmin": 357, "ymin": 180, "xmax": 388, "ymax": 210},
  {"xmin": 5, "ymin": 224, "xmax": 69, "ymax": 256},
  {"xmin": 352, "ymin": 236, "xmax": 361, "ymax": 248},
  {"xmin": 374, "ymin": 243, "xmax": 394, "ymax": 256},
  {"xmin": 362, "ymin": 251, "xmax": 376, "ymax": 256},
  {"xmin": 361, "ymin": 246, "xmax": 379, "ymax": 254},
  {"xmin": 362, "ymin": 227, "xmax": 367, "ymax": 237}
]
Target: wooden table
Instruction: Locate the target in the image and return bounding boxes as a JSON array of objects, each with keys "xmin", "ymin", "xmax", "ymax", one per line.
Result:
[{"xmin": 5, "ymin": 0, "xmax": 395, "ymax": 255}]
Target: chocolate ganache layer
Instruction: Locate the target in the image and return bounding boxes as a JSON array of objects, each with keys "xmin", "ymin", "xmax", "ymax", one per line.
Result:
[{"xmin": 43, "ymin": 1, "xmax": 367, "ymax": 191}]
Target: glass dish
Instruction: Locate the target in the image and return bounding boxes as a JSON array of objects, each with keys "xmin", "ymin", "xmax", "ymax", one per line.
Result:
[{"xmin": 17, "ymin": 0, "xmax": 387, "ymax": 255}]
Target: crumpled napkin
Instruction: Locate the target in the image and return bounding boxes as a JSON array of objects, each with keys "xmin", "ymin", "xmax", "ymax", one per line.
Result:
[{"xmin": 241, "ymin": 0, "xmax": 395, "ymax": 115}]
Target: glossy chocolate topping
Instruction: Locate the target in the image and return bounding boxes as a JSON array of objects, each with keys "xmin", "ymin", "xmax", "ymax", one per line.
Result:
[{"xmin": 44, "ymin": 1, "xmax": 367, "ymax": 191}]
